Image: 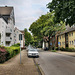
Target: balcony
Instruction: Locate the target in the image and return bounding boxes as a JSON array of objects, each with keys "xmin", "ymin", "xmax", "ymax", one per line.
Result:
[
  {"xmin": 6, "ymin": 28, "xmax": 12, "ymax": 34},
  {"xmin": 6, "ymin": 37, "xmax": 12, "ymax": 41}
]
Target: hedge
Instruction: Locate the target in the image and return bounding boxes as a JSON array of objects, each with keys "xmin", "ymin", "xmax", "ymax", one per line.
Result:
[
  {"xmin": 0, "ymin": 44, "xmax": 20, "ymax": 63},
  {"xmin": 0, "ymin": 47, "xmax": 8, "ymax": 63},
  {"xmin": 5, "ymin": 46, "xmax": 20, "ymax": 58},
  {"xmin": 55, "ymin": 47, "xmax": 75, "ymax": 52}
]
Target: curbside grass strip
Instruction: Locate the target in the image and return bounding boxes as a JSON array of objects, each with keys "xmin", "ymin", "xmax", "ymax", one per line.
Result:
[{"xmin": 33, "ymin": 58, "xmax": 45, "ymax": 75}]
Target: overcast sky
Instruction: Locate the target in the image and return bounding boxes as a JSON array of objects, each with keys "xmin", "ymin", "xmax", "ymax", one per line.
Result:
[{"xmin": 0, "ymin": 0, "xmax": 52, "ymax": 30}]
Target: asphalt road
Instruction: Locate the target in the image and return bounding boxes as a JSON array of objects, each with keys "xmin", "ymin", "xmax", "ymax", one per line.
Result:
[{"xmin": 35, "ymin": 51, "xmax": 75, "ymax": 75}]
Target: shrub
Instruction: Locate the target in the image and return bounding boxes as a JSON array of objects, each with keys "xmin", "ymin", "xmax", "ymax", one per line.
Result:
[
  {"xmin": 37, "ymin": 45, "xmax": 42, "ymax": 48},
  {"xmin": 51, "ymin": 50, "xmax": 56, "ymax": 52},
  {"xmin": 52, "ymin": 47, "xmax": 54, "ymax": 50},
  {"xmin": 0, "ymin": 45, "xmax": 20, "ymax": 63},
  {"xmin": 67, "ymin": 48, "xmax": 75, "ymax": 52},
  {"xmin": 0, "ymin": 47, "xmax": 8, "ymax": 63},
  {"xmin": 60, "ymin": 47, "xmax": 66, "ymax": 51},
  {"xmin": 5, "ymin": 46, "xmax": 20, "ymax": 58},
  {"xmin": 12, "ymin": 43, "xmax": 20, "ymax": 47},
  {"xmin": 59, "ymin": 47, "xmax": 75, "ymax": 52},
  {"xmin": 56, "ymin": 47, "xmax": 58, "ymax": 50}
]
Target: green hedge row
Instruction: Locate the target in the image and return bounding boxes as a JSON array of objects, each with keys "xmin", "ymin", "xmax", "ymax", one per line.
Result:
[
  {"xmin": 0, "ymin": 44, "xmax": 20, "ymax": 63},
  {"xmin": 56, "ymin": 47, "xmax": 75, "ymax": 52},
  {"xmin": 5, "ymin": 46, "xmax": 20, "ymax": 59}
]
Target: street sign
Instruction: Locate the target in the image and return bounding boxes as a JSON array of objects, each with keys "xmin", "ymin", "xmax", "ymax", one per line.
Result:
[{"xmin": 58, "ymin": 42, "xmax": 60, "ymax": 45}]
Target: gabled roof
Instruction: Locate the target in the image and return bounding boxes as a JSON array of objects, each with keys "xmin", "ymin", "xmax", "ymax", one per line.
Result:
[
  {"xmin": 15, "ymin": 27, "xmax": 24, "ymax": 34},
  {"xmin": 58, "ymin": 26, "xmax": 75, "ymax": 36},
  {"xmin": 20, "ymin": 30, "xmax": 24, "ymax": 34},
  {"xmin": 0, "ymin": 6, "xmax": 13, "ymax": 15}
]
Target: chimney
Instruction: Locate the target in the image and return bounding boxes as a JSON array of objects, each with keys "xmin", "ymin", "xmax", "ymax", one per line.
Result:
[{"xmin": 5, "ymin": 6, "xmax": 7, "ymax": 7}]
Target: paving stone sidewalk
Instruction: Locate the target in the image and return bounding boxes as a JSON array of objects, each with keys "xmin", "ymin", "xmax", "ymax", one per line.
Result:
[
  {"xmin": 57, "ymin": 51, "xmax": 75, "ymax": 57},
  {"xmin": 0, "ymin": 50, "xmax": 39, "ymax": 75}
]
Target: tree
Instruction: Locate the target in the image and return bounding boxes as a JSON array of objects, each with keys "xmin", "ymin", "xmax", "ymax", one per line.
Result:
[
  {"xmin": 29, "ymin": 12, "xmax": 65, "ymax": 49},
  {"xmin": 47, "ymin": 0, "xmax": 75, "ymax": 26},
  {"xmin": 41, "ymin": 12, "xmax": 65, "ymax": 49},
  {"xmin": 24, "ymin": 28, "xmax": 33, "ymax": 46}
]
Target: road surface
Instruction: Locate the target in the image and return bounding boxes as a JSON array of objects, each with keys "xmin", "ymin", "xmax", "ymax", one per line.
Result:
[{"xmin": 35, "ymin": 51, "xmax": 75, "ymax": 75}]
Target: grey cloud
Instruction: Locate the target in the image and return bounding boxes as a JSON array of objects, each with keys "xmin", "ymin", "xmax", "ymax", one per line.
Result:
[{"xmin": 0, "ymin": 0, "xmax": 52, "ymax": 30}]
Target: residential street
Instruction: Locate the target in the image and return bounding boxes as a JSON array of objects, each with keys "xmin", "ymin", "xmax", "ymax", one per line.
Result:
[
  {"xmin": 35, "ymin": 51, "xmax": 75, "ymax": 75},
  {"xmin": 0, "ymin": 50, "xmax": 39, "ymax": 75}
]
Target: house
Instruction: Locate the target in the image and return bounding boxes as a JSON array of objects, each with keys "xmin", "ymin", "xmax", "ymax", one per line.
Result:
[
  {"xmin": 58, "ymin": 26, "xmax": 75, "ymax": 48},
  {"xmin": 0, "ymin": 6, "xmax": 15, "ymax": 46},
  {"xmin": 14, "ymin": 27, "xmax": 25, "ymax": 48}
]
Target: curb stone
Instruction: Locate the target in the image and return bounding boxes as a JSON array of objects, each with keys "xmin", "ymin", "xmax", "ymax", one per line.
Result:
[{"xmin": 33, "ymin": 58, "xmax": 45, "ymax": 75}]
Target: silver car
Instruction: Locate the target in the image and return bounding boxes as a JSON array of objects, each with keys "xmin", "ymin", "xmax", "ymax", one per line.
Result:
[{"xmin": 28, "ymin": 49, "xmax": 39, "ymax": 57}]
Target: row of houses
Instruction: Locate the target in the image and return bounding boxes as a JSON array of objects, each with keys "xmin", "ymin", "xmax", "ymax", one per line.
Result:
[
  {"xmin": 43, "ymin": 26, "xmax": 75, "ymax": 49},
  {"xmin": 58, "ymin": 26, "xmax": 75, "ymax": 48},
  {"xmin": 0, "ymin": 6, "xmax": 25, "ymax": 47}
]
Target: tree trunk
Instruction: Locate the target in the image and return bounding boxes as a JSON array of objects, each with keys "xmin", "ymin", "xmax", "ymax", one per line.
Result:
[{"xmin": 48, "ymin": 35, "xmax": 50, "ymax": 50}]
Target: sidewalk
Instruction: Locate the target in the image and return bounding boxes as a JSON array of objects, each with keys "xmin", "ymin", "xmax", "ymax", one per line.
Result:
[
  {"xmin": 0, "ymin": 50, "xmax": 39, "ymax": 75},
  {"xmin": 57, "ymin": 51, "xmax": 75, "ymax": 57}
]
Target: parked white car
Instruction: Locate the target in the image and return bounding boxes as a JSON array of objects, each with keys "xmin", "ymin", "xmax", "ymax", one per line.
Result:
[{"xmin": 28, "ymin": 49, "xmax": 39, "ymax": 57}]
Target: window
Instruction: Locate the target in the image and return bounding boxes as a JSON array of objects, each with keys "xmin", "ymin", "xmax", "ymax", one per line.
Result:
[
  {"xmin": 72, "ymin": 41, "xmax": 73, "ymax": 45},
  {"xmin": 69, "ymin": 33, "xmax": 71, "ymax": 36},
  {"xmin": 62, "ymin": 42, "xmax": 63, "ymax": 45},
  {"xmin": 60, "ymin": 42, "xmax": 61, "ymax": 46},
  {"xmin": 60, "ymin": 36, "xmax": 61, "ymax": 40},
  {"xmin": 19, "ymin": 34, "xmax": 22, "ymax": 40},
  {"xmin": 10, "ymin": 37, "xmax": 12, "ymax": 40},
  {"xmin": 62, "ymin": 42, "xmax": 65, "ymax": 45},
  {"xmin": 70, "ymin": 41, "xmax": 71, "ymax": 45},
  {"xmin": 72, "ymin": 32, "xmax": 73, "ymax": 36},
  {"xmin": 74, "ymin": 40, "xmax": 75, "ymax": 46},
  {"xmin": 62, "ymin": 35, "xmax": 65, "ymax": 38}
]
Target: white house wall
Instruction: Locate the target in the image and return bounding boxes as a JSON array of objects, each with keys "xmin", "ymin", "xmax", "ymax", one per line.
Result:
[{"xmin": 14, "ymin": 28, "xmax": 24, "ymax": 47}]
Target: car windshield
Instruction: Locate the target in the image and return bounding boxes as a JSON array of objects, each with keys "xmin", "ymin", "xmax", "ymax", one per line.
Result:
[{"xmin": 29, "ymin": 50, "xmax": 37, "ymax": 52}]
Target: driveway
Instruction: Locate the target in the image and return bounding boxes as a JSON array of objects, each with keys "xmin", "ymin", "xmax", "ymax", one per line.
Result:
[
  {"xmin": 35, "ymin": 51, "xmax": 75, "ymax": 75},
  {"xmin": 0, "ymin": 50, "xmax": 39, "ymax": 75}
]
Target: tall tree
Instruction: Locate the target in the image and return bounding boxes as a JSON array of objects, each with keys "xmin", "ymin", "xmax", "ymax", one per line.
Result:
[
  {"xmin": 24, "ymin": 28, "xmax": 33, "ymax": 46},
  {"xmin": 29, "ymin": 12, "xmax": 65, "ymax": 49},
  {"xmin": 47, "ymin": 0, "xmax": 75, "ymax": 26},
  {"xmin": 41, "ymin": 12, "xmax": 65, "ymax": 49}
]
